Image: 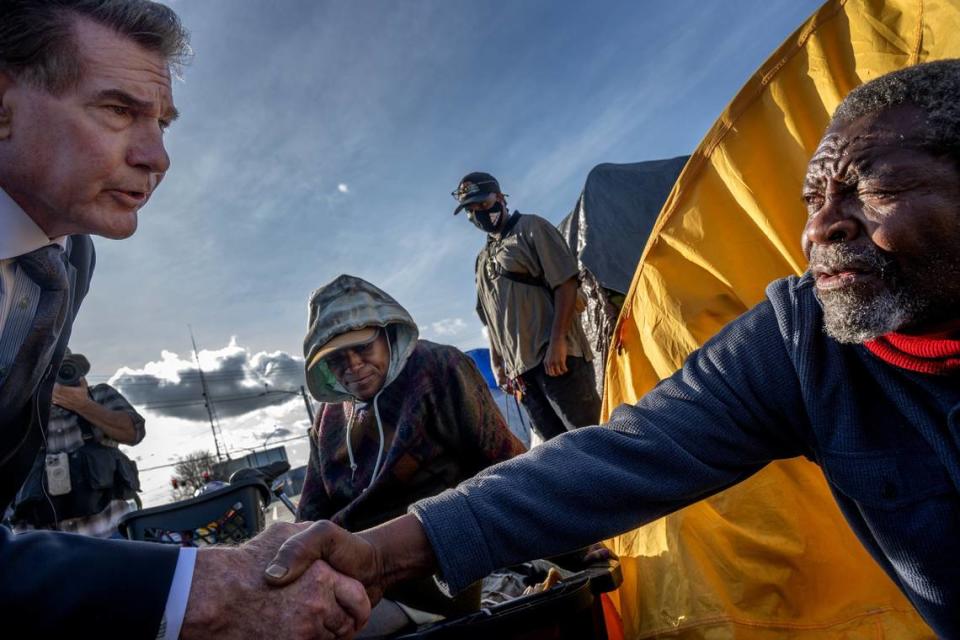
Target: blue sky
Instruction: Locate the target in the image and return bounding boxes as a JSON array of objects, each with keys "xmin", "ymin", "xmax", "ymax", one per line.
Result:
[{"xmin": 65, "ymin": 0, "xmax": 824, "ymax": 503}]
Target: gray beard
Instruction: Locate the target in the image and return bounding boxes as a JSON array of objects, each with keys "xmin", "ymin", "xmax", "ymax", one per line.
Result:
[
  {"xmin": 810, "ymin": 243, "xmax": 959, "ymax": 344},
  {"xmin": 817, "ymin": 283, "xmax": 920, "ymax": 344}
]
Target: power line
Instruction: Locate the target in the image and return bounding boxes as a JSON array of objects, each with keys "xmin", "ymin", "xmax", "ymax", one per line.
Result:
[
  {"xmin": 87, "ymin": 363, "xmax": 307, "ymax": 384},
  {"xmin": 136, "ymin": 432, "xmax": 311, "ymax": 473},
  {"xmin": 86, "ymin": 361, "xmax": 304, "ymax": 376},
  {"xmin": 114, "ymin": 364, "xmax": 305, "ymax": 380},
  {"xmin": 133, "ymin": 389, "xmax": 306, "ymax": 410}
]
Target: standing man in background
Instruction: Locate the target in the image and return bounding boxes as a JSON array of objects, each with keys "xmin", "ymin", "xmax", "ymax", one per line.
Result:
[{"xmin": 453, "ymin": 172, "xmax": 601, "ymax": 441}]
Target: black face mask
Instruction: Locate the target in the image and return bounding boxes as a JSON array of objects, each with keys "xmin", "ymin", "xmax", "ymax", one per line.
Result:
[{"xmin": 468, "ymin": 202, "xmax": 505, "ymax": 233}]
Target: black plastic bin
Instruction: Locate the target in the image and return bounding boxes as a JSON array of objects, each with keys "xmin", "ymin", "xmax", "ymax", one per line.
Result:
[
  {"xmin": 118, "ymin": 478, "xmax": 271, "ymax": 546},
  {"xmin": 394, "ymin": 561, "xmax": 622, "ymax": 640}
]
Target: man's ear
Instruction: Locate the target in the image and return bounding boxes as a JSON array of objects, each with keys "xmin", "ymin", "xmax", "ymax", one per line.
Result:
[{"xmin": 0, "ymin": 71, "xmax": 15, "ymax": 140}]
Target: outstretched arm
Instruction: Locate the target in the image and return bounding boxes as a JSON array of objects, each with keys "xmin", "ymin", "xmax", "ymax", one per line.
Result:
[{"xmin": 264, "ymin": 299, "xmax": 809, "ymax": 597}]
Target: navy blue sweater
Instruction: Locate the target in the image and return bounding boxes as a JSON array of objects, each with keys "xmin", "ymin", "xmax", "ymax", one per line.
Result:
[{"xmin": 412, "ymin": 273, "xmax": 960, "ymax": 637}]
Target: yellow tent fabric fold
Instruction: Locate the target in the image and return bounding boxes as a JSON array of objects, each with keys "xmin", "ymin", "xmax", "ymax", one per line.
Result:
[{"xmin": 601, "ymin": 0, "xmax": 960, "ymax": 636}]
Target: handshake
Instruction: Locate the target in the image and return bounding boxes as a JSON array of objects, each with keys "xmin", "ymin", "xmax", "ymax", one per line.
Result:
[{"xmin": 180, "ymin": 514, "xmax": 434, "ymax": 640}]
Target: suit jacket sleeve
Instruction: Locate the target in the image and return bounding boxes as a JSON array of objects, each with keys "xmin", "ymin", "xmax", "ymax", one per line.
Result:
[
  {"xmin": 0, "ymin": 526, "xmax": 180, "ymax": 637},
  {"xmin": 1, "ymin": 235, "xmax": 180, "ymax": 637}
]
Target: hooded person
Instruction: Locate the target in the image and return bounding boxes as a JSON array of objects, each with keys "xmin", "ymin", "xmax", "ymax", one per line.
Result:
[{"xmin": 298, "ymin": 274, "xmax": 526, "ymax": 619}]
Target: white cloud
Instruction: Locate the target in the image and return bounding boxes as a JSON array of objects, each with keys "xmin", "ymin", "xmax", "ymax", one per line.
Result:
[
  {"xmin": 429, "ymin": 317, "xmax": 467, "ymax": 336},
  {"xmin": 109, "ymin": 338, "xmax": 306, "ymax": 422},
  {"xmin": 337, "ymin": 183, "xmax": 350, "ymax": 193}
]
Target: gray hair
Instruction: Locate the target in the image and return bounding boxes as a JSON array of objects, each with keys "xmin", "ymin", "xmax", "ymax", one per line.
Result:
[
  {"xmin": 0, "ymin": 0, "xmax": 190, "ymax": 94},
  {"xmin": 832, "ymin": 59, "xmax": 960, "ymax": 161}
]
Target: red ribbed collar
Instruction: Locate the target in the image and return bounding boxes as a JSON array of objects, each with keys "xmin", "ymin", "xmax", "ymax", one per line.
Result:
[{"xmin": 864, "ymin": 329, "xmax": 960, "ymax": 375}]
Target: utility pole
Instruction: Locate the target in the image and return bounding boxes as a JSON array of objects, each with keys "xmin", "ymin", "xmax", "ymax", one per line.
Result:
[
  {"xmin": 300, "ymin": 385, "xmax": 315, "ymax": 424},
  {"xmin": 189, "ymin": 326, "xmax": 227, "ymax": 462}
]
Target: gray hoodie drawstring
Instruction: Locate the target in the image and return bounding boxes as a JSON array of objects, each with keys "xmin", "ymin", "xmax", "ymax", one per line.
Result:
[
  {"xmin": 345, "ymin": 399, "xmax": 359, "ymax": 482},
  {"xmin": 369, "ymin": 389, "xmax": 386, "ymax": 489}
]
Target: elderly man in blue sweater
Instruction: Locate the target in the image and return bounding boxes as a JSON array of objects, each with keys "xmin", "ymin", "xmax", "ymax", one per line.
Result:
[{"xmin": 265, "ymin": 60, "xmax": 960, "ymax": 637}]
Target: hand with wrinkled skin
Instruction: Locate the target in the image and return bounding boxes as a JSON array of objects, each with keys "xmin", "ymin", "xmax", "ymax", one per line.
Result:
[
  {"xmin": 181, "ymin": 523, "xmax": 371, "ymax": 640},
  {"xmin": 264, "ymin": 516, "xmax": 437, "ymax": 608}
]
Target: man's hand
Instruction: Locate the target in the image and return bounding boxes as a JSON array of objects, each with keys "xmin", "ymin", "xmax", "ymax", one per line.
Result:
[
  {"xmin": 51, "ymin": 379, "xmax": 92, "ymax": 412},
  {"xmin": 263, "ymin": 520, "xmax": 387, "ymax": 603},
  {"xmin": 543, "ymin": 339, "xmax": 568, "ymax": 377},
  {"xmin": 181, "ymin": 523, "xmax": 370, "ymax": 640},
  {"xmin": 545, "ymin": 277, "xmax": 577, "ymax": 376},
  {"xmin": 264, "ymin": 515, "xmax": 438, "ymax": 607}
]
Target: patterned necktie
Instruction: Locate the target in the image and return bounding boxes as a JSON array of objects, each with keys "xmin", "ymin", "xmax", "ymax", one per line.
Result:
[{"xmin": 0, "ymin": 244, "xmax": 70, "ymax": 418}]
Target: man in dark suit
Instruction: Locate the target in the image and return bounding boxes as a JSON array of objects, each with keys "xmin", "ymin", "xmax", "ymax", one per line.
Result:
[{"xmin": 0, "ymin": 1, "xmax": 369, "ymax": 638}]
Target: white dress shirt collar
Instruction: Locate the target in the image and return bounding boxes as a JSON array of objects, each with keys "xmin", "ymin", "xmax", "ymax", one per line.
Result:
[{"xmin": 0, "ymin": 187, "xmax": 67, "ymax": 259}]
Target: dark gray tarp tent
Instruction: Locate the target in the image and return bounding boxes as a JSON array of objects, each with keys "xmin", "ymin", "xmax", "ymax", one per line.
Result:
[
  {"xmin": 558, "ymin": 156, "xmax": 689, "ymax": 392},
  {"xmin": 560, "ymin": 156, "xmax": 689, "ymax": 295}
]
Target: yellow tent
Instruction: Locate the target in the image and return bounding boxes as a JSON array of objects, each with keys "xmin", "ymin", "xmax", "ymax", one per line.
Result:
[{"xmin": 602, "ymin": 0, "xmax": 960, "ymax": 637}]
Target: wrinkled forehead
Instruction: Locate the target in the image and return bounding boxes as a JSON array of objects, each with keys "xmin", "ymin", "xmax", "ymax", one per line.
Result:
[
  {"xmin": 805, "ymin": 106, "xmax": 928, "ymax": 178},
  {"xmin": 72, "ymin": 16, "xmax": 176, "ymax": 106}
]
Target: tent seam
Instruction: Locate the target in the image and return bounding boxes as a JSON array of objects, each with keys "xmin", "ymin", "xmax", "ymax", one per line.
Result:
[
  {"xmin": 911, "ymin": 0, "xmax": 924, "ymax": 65},
  {"xmin": 610, "ymin": 0, "xmax": 848, "ymax": 358}
]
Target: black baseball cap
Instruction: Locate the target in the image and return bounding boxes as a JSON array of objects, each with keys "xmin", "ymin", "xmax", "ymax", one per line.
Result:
[{"xmin": 451, "ymin": 172, "xmax": 503, "ymax": 215}]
